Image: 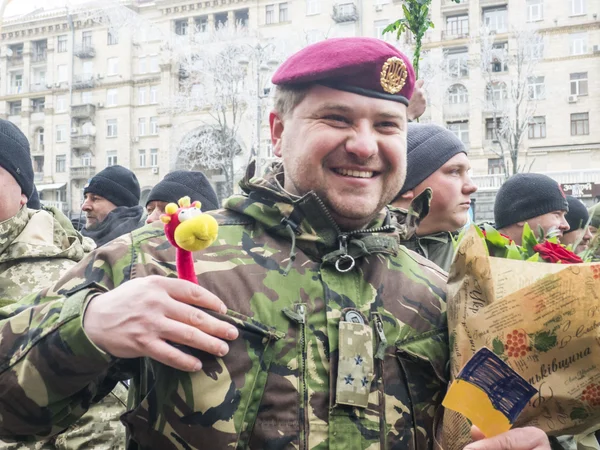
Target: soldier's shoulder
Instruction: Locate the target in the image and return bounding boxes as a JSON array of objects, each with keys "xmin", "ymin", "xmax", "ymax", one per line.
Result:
[
  {"xmin": 208, "ymin": 208, "xmax": 254, "ymax": 227},
  {"xmin": 397, "ymin": 244, "xmax": 449, "ymax": 281}
]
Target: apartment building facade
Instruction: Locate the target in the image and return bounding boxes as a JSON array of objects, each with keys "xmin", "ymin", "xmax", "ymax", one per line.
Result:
[{"xmin": 1, "ymin": 0, "xmax": 599, "ymax": 219}]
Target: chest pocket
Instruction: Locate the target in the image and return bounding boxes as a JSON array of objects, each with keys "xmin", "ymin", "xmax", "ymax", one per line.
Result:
[
  {"xmin": 122, "ymin": 310, "xmax": 284, "ymax": 450},
  {"xmin": 392, "ymin": 329, "xmax": 449, "ymax": 450}
]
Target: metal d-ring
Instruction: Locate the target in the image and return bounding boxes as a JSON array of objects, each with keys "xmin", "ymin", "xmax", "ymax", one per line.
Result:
[{"xmin": 335, "ymin": 254, "xmax": 355, "ymax": 273}]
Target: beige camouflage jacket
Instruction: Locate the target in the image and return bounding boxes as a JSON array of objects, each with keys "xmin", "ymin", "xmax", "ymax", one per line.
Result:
[{"xmin": 0, "ymin": 206, "xmax": 127, "ymax": 450}]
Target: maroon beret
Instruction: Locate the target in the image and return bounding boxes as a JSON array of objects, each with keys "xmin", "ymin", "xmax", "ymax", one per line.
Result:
[{"xmin": 272, "ymin": 37, "xmax": 415, "ymax": 106}]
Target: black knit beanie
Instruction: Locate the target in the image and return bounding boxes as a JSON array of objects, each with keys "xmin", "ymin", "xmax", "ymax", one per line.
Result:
[
  {"xmin": 84, "ymin": 165, "xmax": 140, "ymax": 208},
  {"xmin": 146, "ymin": 170, "xmax": 219, "ymax": 211},
  {"xmin": 398, "ymin": 122, "xmax": 467, "ymax": 195},
  {"xmin": 27, "ymin": 185, "xmax": 41, "ymax": 209},
  {"xmin": 494, "ymin": 173, "xmax": 569, "ymax": 229},
  {"xmin": 564, "ymin": 195, "xmax": 589, "ymax": 233},
  {"xmin": 0, "ymin": 119, "xmax": 34, "ymax": 199}
]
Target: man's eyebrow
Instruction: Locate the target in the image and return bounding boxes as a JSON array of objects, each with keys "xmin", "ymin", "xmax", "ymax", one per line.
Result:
[{"xmin": 313, "ymin": 103, "xmax": 355, "ymax": 114}]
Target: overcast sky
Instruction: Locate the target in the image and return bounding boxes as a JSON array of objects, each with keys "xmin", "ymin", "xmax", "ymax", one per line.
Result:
[{"xmin": 5, "ymin": 0, "xmax": 90, "ymax": 18}]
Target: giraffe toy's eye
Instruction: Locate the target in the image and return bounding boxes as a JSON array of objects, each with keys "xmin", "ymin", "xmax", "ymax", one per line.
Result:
[{"xmin": 178, "ymin": 208, "xmax": 204, "ymax": 222}]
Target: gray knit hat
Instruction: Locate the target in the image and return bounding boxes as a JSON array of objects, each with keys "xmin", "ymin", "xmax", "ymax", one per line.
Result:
[
  {"xmin": 398, "ymin": 123, "xmax": 467, "ymax": 195},
  {"xmin": 494, "ymin": 173, "xmax": 569, "ymax": 229},
  {"xmin": 564, "ymin": 195, "xmax": 589, "ymax": 232},
  {"xmin": 0, "ymin": 119, "xmax": 34, "ymax": 198}
]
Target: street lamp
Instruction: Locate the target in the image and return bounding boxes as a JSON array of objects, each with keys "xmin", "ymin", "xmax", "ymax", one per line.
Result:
[{"xmin": 238, "ymin": 43, "xmax": 278, "ymax": 176}]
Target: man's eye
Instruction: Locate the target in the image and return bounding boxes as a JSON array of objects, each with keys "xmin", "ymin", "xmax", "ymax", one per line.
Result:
[
  {"xmin": 377, "ymin": 121, "xmax": 399, "ymax": 128},
  {"xmin": 324, "ymin": 115, "xmax": 350, "ymax": 124}
]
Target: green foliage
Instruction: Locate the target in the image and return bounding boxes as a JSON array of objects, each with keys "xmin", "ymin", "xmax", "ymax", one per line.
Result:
[
  {"xmin": 492, "ymin": 337, "xmax": 504, "ymax": 356},
  {"xmin": 531, "ymin": 331, "xmax": 558, "ymax": 353},
  {"xmin": 570, "ymin": 407, "xmax": 589, "ymax": 421}
]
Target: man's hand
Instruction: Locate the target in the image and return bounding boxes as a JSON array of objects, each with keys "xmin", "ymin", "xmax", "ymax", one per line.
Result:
[
  {"xmin": 407, "ymin": 79, "xmax": 427, "ymax": 121},
  {"xmin": 83, "ymin": 276, "xmax": 239, "ymax": 372},
  {"xmin": 464, "ymin": 425, "xmax": 551, "ymax": 450}
]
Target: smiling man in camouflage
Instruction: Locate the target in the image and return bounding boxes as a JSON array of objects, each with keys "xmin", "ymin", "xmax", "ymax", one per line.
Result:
[{"xmin": 0, "ymin": 38, "xmax": 549, "ymax": 450}]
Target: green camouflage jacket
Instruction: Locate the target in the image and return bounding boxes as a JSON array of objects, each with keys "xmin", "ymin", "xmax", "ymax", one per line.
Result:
[
  {"xmin": 0, "ymin": 165, "xmax": 448, "ymax": 450},
  {"xmin": 0, "ymin": 206, "xmax": 127, "ymax": 450},
  {"xmin": 401, "ymin": 232, "xmax": 455, "ymax": 273}
]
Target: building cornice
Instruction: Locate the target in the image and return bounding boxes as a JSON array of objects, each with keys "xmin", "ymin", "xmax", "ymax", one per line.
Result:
[{"xmin": 157, "ymin": 0, "xmax": 251, "ymax": 17}]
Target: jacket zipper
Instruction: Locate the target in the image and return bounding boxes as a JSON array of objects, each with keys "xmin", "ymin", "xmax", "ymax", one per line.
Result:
[
  {"xmin": 283, "ymin": 304, "xmax": 307, "ymax": 449},
  {"xmin": 373, "ymin": 314, "xmax": 388, "ymax": 446}
]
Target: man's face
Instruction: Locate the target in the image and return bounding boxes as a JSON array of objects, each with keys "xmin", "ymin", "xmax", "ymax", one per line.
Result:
[
  {"xmin": 412, "ymin": 153, "xmax": 477, "ymax": 235},
  {"xmin": 524, "ymin": 210, "xmax": 570, "ymax": 239},
  {"xmin": 271, "ymin": 85, "xmax": 408, "ymax": 230},
  {"xmin": 0, "ymin": 165, "xmax": 27, "ymax": 222},
  {"xmin": 146, "ymin": 200, "xmax": 169, "ymax": 224},
  {"xmin": 560, "ymin": 226, "xmax": 593, "ymax": 253},
  {"xmin": 81, "ymin": 192, "xmax": 117, "ymax": 229}
]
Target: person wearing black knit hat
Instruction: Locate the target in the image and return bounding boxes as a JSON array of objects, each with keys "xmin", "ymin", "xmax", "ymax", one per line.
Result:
[
  {"xmin": 81, "ymin": 165, "xmax": 145, "ymax": 246},
  {"xmin": 560, "ymin": 195, "xmax": 592, "ymax": 253},
  {"xmin": 494, "ymin": 173, "xmax": 570, "ymax": 245},
  {"xmin": 145, "ymin": 170, "xmax": 219, "ymax": 224},
  {"xmin": 390, "ymin": 122, "xmax": 477, "ymax": 270}
]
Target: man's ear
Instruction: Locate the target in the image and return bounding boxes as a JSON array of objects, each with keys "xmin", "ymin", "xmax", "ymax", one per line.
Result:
[
  {"xmin": 269, "ymin": 111, "xmax": 284, "ymax": 157},
  {"xmin": 20, "ymin": 194, "xmax": 27, "ymax": 207},
  {"xmin": 400, "ymin": 190, "xmax": 415, "ymax": 201},
  {"xmin": 516, "ymin": 221, "xmax": 525, "ymax": 228}
]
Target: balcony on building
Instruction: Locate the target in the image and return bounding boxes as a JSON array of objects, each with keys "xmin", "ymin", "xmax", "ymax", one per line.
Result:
[
  {"xmin": 73, "ymin": 74, "xmax": 96, "ymax": 90},
  {"xmin": 441, "ymin": 0, "xmax": 469, "ymax": 12},
  {"xmin": 6, "ymin": 44, "xmax": 24, "ymax": 67},
  {"xmin": 71, "ymin": 103, "xmax": 96, "ymax": 119},
  {"xmin": 70, "ymin": 159, "xmax": 96, "ymax": 179},
  {"xmin": 40, "ymin": 200, "xmax": 69, "ymax": 215},
  {"xmin": 31, "ymin": 40, "xmax": 48, "ymax": 63},
  {"xmin": 332, "ymin": 2, "xmax": 358, "ymax": 23},
  {"xmin": 71, "ymin": 133, "xmax": 95, "ymax": 150},
  {"xmin": 73, "ymin": 44, "xmax": 96, "ymax": 59},
  {"xmin": 443, "ymin": 103, "xmax": 470, "ymax": 121},
  {"xmin": 30, "ymin": 82, "xmax": 48, "ymax": 92}
]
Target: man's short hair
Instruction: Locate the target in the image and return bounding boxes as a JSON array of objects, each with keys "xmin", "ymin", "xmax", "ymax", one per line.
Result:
[{"xmin": 273, "ymin": 85, "xmax": 309, "ymax": 118}]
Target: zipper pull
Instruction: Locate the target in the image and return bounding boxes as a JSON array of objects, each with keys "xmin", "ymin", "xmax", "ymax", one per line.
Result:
[
  {"xmin": 335, "ymin": 235, "xmax": 355, "ymax": 273},
  {"xmin": 374, "ymin": 315, "xmax": 387, "ymax": 360},
  {"xmin": 282, "ymin": 304, "xmax": 305, "ymax": 324}
]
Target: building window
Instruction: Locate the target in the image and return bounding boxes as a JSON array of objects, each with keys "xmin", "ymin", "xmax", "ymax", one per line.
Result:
[
  {"xmin": 139, "ymin": 149, "xmax": 146, "ymax": 168},
  {"xmin": 150, "ymin": 85, "xmax": 159, "ymax": 104},
  {"xmin": 56, "ymin": 155, "xmax": 66, "ymax": 172},
  {"xmin": 490, "ymin": 42, "xmax": 508, "ymax": 72},
  {"xmin": 445, "ymin": 48, "xmax": 469, "ymax": 78},
  {"xmin": 447, "ymin": 121, "xmax": 469, "ymax": 144},
  {"xmin": 138, "ymin": 87, "xmax": 147, "ymax": 105},
  {"xmin": 57, "ymin": 35, "xmax": 68, "ymax": 53},
  {"xmin": 82, "ymin": 31, "xmax": 92, "ymax": 49},
  {"xmin": 486, "ymin": 82, "xmax": 508, "ymax": 105},
  {"xmin": 138, "ymin": 56, "xmax": 147, "ymax": 74},
  {"xmin": 107, "ymin": 119, "xmax": 118, "ymax": 138},
  {"xmin": 9, "ymin": 101, "xmax": 22, "ymax": 115},
  {"xmin": 446, "ymin": 15, "xmax": 469, "ymax": 37},
  {"xmin": 82, "ymin": 91, "xmax": 93, "ymax": 104},
  {"xmin": 570, "ymin": 72, "xmax": 588, "ymax": 96},
  {"xmin": 9, "ymin": 72, "xmax": 23, "ymax": 94},
  {"xmin": 107, "ymin": 30, "xmax": 118, "ymax": 45},
  {"xmin": 34, "ymin": 155, "xmax": 44, "ymax": 172},
  {"xmin": 279, "ymin": 3, "xmax": 289, "ymax": 22},
  {"xmin": 106, "ymin": 88, "xmax": 118, "ymax": 106},
  {"xmin": 483, "ymin": 7, "xmax": 507, "ymax": 33},
  {"xmin": 33, "ymin": 68, "xmax": 46, "ymax": 88},
  {"xmin": 528, "ymin": 116, "xmax": 546, "ymax": 139},
  {"xmin": 195, "ymin": 16, "xmax": 208, "ymax": 33},
  {"xmin": 107, "ymin": 57, "xmax": 119, "ymax": 76},
  {"xmin": 571, "ymin": 0, "xmax": 586, "ymax": 15},
  {"xmin": 266, "ymin": 4, "xmax": 275, "ymax": 24},
  {"xmin": 138, "ymin": 118, "xmax": 146, "ymax": 136},
  {"xmin": 488, "ymin": 158, "xmax": 504, "ymax": 175},
  {"xmin": 149, "ymin": 56, "xmax": 159, "ymax": 73},
  {"xmin": 56, "ymin": 95, "xmax": 67, "ymax": 112},
  {"xmin": 234, "ymin": 9, "xmax": 249, "ymax": 27},
  {"xmin": 56, "ymin": 125, "xmax": 66, "ymax": 142},
  {"xmin": 485, "ymin": 118, "xmax": 503, "ymax": 140},
  {"xmin": 526, "ymin": 0, "xmax": 543, "ymax": 22},
  {"xmin": 214, "ymin": 12, "xmax": 228, "ymax": 28},
  {"xmin": 570, "ymin": 33, "xmax": 588, "ymax": 55},
  {"xmin": 374, "ymin": 20, "xmax": 390, "ymax": 39},
  {"xmin": 175, "ymin": 19, "xmax": 188, "ymax": 35},
  {"xmin": 150, "ymin": 148, "xmax": 158, "ymax": 167},
  {"xmin": 32, "ymin": 98, "xmax": 45, "ymax": 113},
  {"xmin": 571, "ymin": 113, "xmax": 589, "ymax": 135},
  {"xmin": 150, "ymin": 117, "xmax": 158, "ymax": 135},
  {"xmin": 307, "ymin": 0, "xmax": 320, "ymax": 15},
  {"xmin": 527, "ymin": 76, "xmax": 545, "ymax": 100},
  {"xmin": 81, "ymin": 153, "xmax": 92, "ymax": 166},
  {"xmin": 107, "ymin": 150, "xmax": 118, "ymax": 166},
  {"xmin": 57, "ymin": 64, "xmax": 68, "ymax": 83},
  {"xmin": 35, "ymin": 128, "xmax": 45, "ymax": 152},
  {"xmin": 526, "ymin": 39, "xmax": 544, "ymax": 59},
  {"xmin": 446, "ymin": 84, "xmax": 469, "ymax": 104}
]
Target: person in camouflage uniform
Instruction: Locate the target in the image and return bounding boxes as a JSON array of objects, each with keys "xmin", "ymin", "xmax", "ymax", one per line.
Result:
[
  {"xmin": 0, "ymin": 118, "xmax": 127, "ymax": 450},
  {"xmin": 390, "ymin": 123, "xmax": 477, "ymax": 272},
  {"xmin": 0, "ymin": 39, "xmax": 549, "ymax": 450}
]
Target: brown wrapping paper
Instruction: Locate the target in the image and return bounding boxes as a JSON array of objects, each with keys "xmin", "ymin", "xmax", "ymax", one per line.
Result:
[{"xmin": 443, "ymin": 226, "xmax": 600, "ymax": 449}]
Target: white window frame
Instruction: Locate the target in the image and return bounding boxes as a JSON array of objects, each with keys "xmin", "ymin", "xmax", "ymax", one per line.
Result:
[
  {"xmin": 139, "ymin": 149, "xmax": 146, "ymax": 168},
  {"xmin": 56, "ymin": 125, "xmax": 66, "ymax": 143},
  {"xmin": 528, "ymin": 116, "xmax": 546, "ymax": 139},
  {"xmin": 570, "ymin": 72, "xmax": 588, "ymax": 96},
  {"xmin": 571, "ymin": 0, "xmax": 586, "ymax": 15},
  {"xmin": 446, "ymin": 51, "xmax": 469, "ymax": 78},
  {"xmin": 107, "ymin": 150, "xmax": 118, "ymax": 166},
  {"xmin": 279, "ymin": 3, "xmax": 289, "ymax": 22},
  {"xmin": 82, "ymin": 91, "xmax": 93, "ymax": 104},
  {"xmin": 56, "ymin": 155, "xmax": 66, "ymax": 173},
  {"xmin": 107, "ymin": 30, "xmax": 119, "ymax": 45},
  {"xmin": 57, "ymin": 35, "xmax": 68, "ymax": 53},
  {"xmin": 149, "ymin": 55, "xmax": 159, "ymax": 73},
  {"xmin": 175, "ymin": 19, "xmax": 188, "ymax": 35},
  {"xmin": 106, "ymin": 88, "xmax": 118, "ymax": 107},
  {"xmin": 306, "ymin": 0, "xmax": 320, "ymax": 15},
  {"xmin": 150, "ymin": 85, "xmax": 158, "ymax": 104},
  {"xmin": 107, "ymin": 119, "xmax": 118, "ymax": 138},
  {"xmin": 570, "ymin": 33, "xmax": 588, "ymax": 55},
  {"xmin": 447, "ymin": 121, "xmax": 469, "ymax": 144},
  {"xmin": 483, "ymin": 7, "xmax": 508, "ymax": 33},
  {"xmin": 374, "ymin": 20, "xmax": 390, "ymax": 39},
  {"xmin": 447, "ymin": 84, "xmax": 469, "ymax": 104},
  {"xmin": 526, "ymin": 0, "xmax": 543, "ymax": 22},
  {"xmin": 56, "ymin": 95, "xmax": 67, "ymax": 112},
  {"xmin": 138, "ymin": 56, "xmax": 147, "ymax": 74},
  {"xmin": 107, "ymin": 57, "xmax": 119, "ymax": 76},
  {"xmin": 150, "ymin": 148, "xmax": 158, "ymax": 167},
  {"xmin": 527, "ymin": 76, "xmax": 545, "ymax": 100},
  {"xmin": 150, "ymin": 117, "xmax": 159, "ymax": 135},
  {"xmin": 57, "ymin": 64, "xmax": 68, "ymax": 83},
  {"xmin": 138, "ymin": 118, "xmax": 147, "ymax": 136},
  {"xmin": 446, "ymin": 15, "xmax": 469, "ymax": 36},
  {"xmin": 138, "ymin": 87, "xmax": 147, "ymax": 105},
  {"xmin": 266, "ymin": 4, "xmax": 275, "ymax": 24}
]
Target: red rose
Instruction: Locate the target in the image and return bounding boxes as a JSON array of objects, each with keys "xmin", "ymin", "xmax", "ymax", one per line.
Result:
[{"xmin": 533, "ymin": 241, "xmax": 583, "ymax": 264}]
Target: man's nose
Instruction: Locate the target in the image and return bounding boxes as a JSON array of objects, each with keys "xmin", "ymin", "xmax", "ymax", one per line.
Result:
[
  {"xmin": 81, "ymin": 198, "xmax": 92, "ymax": 211},
  {"xmin": 345, "ymin": 122, "xmax": 378, "ymax": 160},
  {"xmin": 560, "ymin": 216, "xmax": 570, "ymax": 231}
]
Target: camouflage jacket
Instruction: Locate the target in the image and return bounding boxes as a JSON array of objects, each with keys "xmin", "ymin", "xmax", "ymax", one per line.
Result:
[
  {"xmin": 0, "ymin": 165, "xmax": 448, "ymax": 450},
  {"xmin": 401, "ymin": 232, "xmax": 455, "ymax": 273},
  {"xmin": 0, "ymin": 206, "xmax": 127, "ymax": 450}
]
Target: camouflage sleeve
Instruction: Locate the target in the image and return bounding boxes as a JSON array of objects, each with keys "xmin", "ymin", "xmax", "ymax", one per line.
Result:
[{"xmin": 0, "ymin": 234, "xmax": 137, "ymax": 441}]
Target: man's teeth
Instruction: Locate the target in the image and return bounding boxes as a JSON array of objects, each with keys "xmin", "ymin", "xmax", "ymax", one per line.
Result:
[{"xmin": 334, "ymin": 168, "xmax": 374, "ymax": 178}]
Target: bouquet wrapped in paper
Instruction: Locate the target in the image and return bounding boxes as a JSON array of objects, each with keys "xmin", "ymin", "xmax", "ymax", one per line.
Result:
[{"xmin": 442, "ymin": 224, "xmax": 600, "ymax": 449}]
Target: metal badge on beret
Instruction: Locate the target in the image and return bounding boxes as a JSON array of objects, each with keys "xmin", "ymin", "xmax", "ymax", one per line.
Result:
[{"xmin": 380, "ymin": 56, "xmax": 408, "ymax": 94}]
